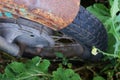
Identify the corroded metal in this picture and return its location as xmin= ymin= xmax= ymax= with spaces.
xmin=0 ymin=0 xmax=80 ymax=30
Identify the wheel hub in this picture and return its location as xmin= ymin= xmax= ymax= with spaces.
xmin=0 ymin=18 xmax=55 ymax=55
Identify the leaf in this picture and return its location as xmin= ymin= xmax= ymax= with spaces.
xmin=52 ymin=68 xmax=81 ymax=80
xmin=93 ymin=75 xmax=105 ymax=80
xmin=115 ymin=14 xmax=120 ymax=23
xmin=16 ymin=71 xmax=42 ymax=80
xmin=3 ymin=67 xmax=15 ymax=78
xmin=108 ymin=0 xmax=114 ymax=7
xmin=3 ymin=62 xmax=26 ymax=78
xmin=30 ymin=56 xmax=41 ymax=66
xmin=104 ymin=70 xmax=114 ymax=80
xmin=8 ymin=62 xmax=26 ymax=74
xmin=87 ymin=4 xmax=110 ymax=23
xmin=87 ymin=0 xmax=120 ymax=57
xmin=119 ymin=0 xmax=120 ymax=9
xmin=0 ymin=57 xmax=51 ymax=80
xmin=55 ymin=52 xmax=64 ymax=58
xmin=26 ymin=56 xmax=41 ymax=69
xmin=93 ymin=4 xmax=109 ymax=15
xmin=110 ymin=0 xmax=119 ymax=18
xmin=38 ymin=59 xmax=50 ymax=72
xmin=0 ymin=73 xmax=2 ymax=78
xmin=107 ymin=33 xmax=116 ymax=54
xmin=26 ymin=56 xmax=50 ymax=72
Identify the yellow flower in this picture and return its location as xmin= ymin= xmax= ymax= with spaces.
xmin=92 ymin=47 xmax=98 ymax=56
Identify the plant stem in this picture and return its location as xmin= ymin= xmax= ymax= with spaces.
xmin=98 ymin=48 xmax=120 ymax=58
xmin=17 ymin=73 xmax=52 ymax=80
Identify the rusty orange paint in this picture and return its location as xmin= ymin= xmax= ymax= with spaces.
xmin=0 ymin=0 xmax=80 ymax=30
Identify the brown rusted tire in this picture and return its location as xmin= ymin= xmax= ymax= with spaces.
xmin=60 ymin=6 xmax=108 ymax=61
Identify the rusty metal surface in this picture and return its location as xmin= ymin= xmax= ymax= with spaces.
xmin=0 ymin=0 xmax=80 ymax=30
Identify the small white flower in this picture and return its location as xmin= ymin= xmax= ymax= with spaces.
xmin=92 ymin=47 xmax=98 ymax=56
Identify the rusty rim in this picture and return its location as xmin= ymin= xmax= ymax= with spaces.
xmin=0 ymin=0 xmax=80 ymax=30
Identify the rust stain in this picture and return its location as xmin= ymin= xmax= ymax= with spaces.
xmin=0 ymin=0 xmax=80 ymax=30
